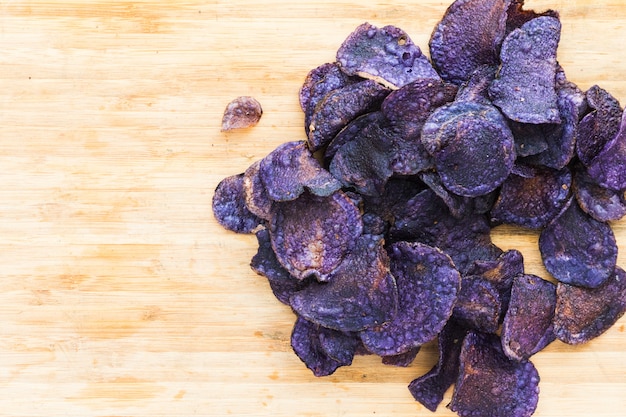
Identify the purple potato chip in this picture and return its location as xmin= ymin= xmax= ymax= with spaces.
xmin=553 ymin=266 xmax=626 ymax=345
xmin=324 ymin=111 xmax=386 ymax=163
xmin=454 ymin=64 xmax=497 ymax=104
xmin=360 ymin=242 xmax=461 ymax=356
xmin=361 ymin=177 xmax=426 ymax=224
xmin=291 ymin=317 xmax=350 ymax=377
xmin=509 ymin=121 xmax=549 ymax=157
xmin=381 ymin=346 xmax=420 ymax=367
xmin=250 ymin=229 xmax=311 ymax=305
xmin=452 ymin=276 xmax=502 ymax=333
xmin=361 ymin=212 xmax=388 ymax=236
xmin=489 ymin=16 xmax=562 ymax=124
xmin=270 ymin=191 xmax=362 ymax=281
xmin=429 ymin=0 xmax=510 ymax=85
xmin=576 ymin=85 xmax=623 ymax=167
xmin=220 ymin=96 xmax=263 ymax=131
xmin=336 ymin=23 xmax=440 ymax=89
xmin=242 ymin=160 xmax=273 ymax=221
xmin=501 ymin=274 xmax=557 ymax=361
xmin=587 ymin=110 xmax=626 ymax=191
xmin=421 ymin=101 xmax=516 ymax=197
xmin=449 ymin=331 xmax=540 ymax=417
xmin=505 ymin=0 xmax=559 ymax=33
xmin=408 ymin=321 xmax=467 ymax=412
xmin=329 ymin=118 xmax=395 ymax=196
xmin=490 ymin=166 xmax=572 ymax=229
xmin=573 ymin=165 xmax=626 ymax=222
xmin=259 ymin=141 xmax=341 ymax=202
xmin=307 ymin=79 xmax=390 ymax=151
xmin=317 ymin=326 xmax=361 ymax=365
xmin=289 ymin=234 xmax=398 ymax=332
xmin=212 ymin=173 xmax=264 ymax=234
xmin=539 ymin=197 xmax=617 ymax=288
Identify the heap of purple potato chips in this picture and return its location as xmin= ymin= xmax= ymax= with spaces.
xmin=213 ymin=0 xmax=626 ymax=416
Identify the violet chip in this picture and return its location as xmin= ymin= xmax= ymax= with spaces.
xmin=212 ymin=173 xmax=264 ymax=234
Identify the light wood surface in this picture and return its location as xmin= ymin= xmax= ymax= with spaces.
xmin=0 ymin=1 xmax=625 ymax=416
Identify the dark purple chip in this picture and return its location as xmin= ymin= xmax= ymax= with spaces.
xmin=270 ymin=191 xmax=362 ymax=281
xmin=212 ymin=173 xmax=264 ymax=234
xmin=336 ymin=22 xmax=440 ymax=89
xmin=489 ymin=16 xmax=562 ymax=124
xmin=576 ymin=85 xmax=623 ymax=167
xmin=408 ymin=321 xmax=467 ymax=412
xmin=539 ymin=197 xmax=617 ymax=288
xmin=505 ymin=0 xmax=559 ymax=34
xmin=242 ymin=160 xmax=273 ymax=221
xmin=421 ymin=101 xmax=516 ymax=197
xmin=452 ymin=276 xmax=502 ymax=333
xmin=449 ymin=331 xmax=540 ymax=417
xmin=553 ymin=266 xmax=626 ymax=345
xmin=361 ymin=177 xmax=426 ymax=224
xmin=381 ymin=347 xmax=421 ymax=367
xmin=307 ymin=79 xmax=390 ymax=151
xmin=361 ymin=212 xmax=388 ymax=236
xmin=324 ymin=111 xmax=386 ymax=164
xmin=490 ymin=166 xmax=572 ymax=229
xmin=250 ymin=229 xmax=311 ymax=305
xmin=360 ymin=242 xmax=461 ymax=356
xmin=220 ymin=96 xmax=263 ymax=131
xmin=317 ymin=326 xmax=362 ymax=365
xmin=429 ymin=0 xmax=510 ymax=85
xmin=509 ymin=121 xmax=549 ymax=157
xmin=289 ymin=234 xmax=398 ymax=332
xmin=573 ymin=165 xmax=626 ymax=222
xmin=290 ymin=317 xmax=350 ymax=377
xmin=501 ymin=274 xmax=557 ymax=361
xmin=259 ymin=141 xmax=341 ymax=202
xmin=587 ymin=110 xmax=626 ymax=191
xmin=454 ymin=64 xmax=497 ymax=104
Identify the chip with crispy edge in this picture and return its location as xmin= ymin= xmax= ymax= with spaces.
xmin=501 ymin=274 xmax=556 ymax=361
xmin=587 ymin=109 xmax=626 ymax=191
xmin=220 ymin=96 xmax=263 ymax=131
xmin=539 ymin=197 xmax=618 ymax=288
xmin=381 ymin=347 xmax=421 ymax=367
xmin=212 ymin=173 xmax=264 ymax=234
xmin=429 ymin=0 xmax=511 ymax=85
xmin=289 ymin=234 xmax=398 ymax=332
xmin=573 ymin=165 xmax=626 ymax=222
xmin=449 ymin=331 xmax=540 ymax=417
xmin=360 ymin=242 xmax=461 ymax=356
xmin=242 ymin=160 xmax=273 ymax=221
xmin=270 ymin=191 xmax=362 ymax=281
xmin=336 ymin=22 xmax=440 ymax=89
xmin=553 ymin=266 xmax=626 ymax=345
xmin=489 ymin=16 xmax=562 ymax=124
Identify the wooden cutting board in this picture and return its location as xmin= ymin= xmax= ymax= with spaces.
xmin=0 ymin=1 xmax=624 ymax=416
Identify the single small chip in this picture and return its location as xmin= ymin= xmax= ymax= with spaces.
xmin=408 ymin=321 xmax=467 ymax=412
xmin=307 ymin=79 xmax=390 ymax=151
xmin=242 ymin=160 xmax=273 ymax=221
xmin=452 ymin=276 xmax=502 ymax=333
xmin=336 ymin=22 xmax=440 ymax=89
xmin=212 ymin=173 xmax=264 ymax=234
xmin=270 ymin=191 xmax=362 ymax=281
xmin=360 ymin=242 xmax=461 ymax=356
xmin=449 ymin=331 xmax=540 ymax=417
xmin=259 ymin=141 xmax=341 ymax=202
xmin=587 ymin=110 xmax=626 ymax=191
xmin=421 ymin=101 xmax=516 ymax=197
xmin=490 ymin=166 xmax=572 ymax=229
xmin=291 ymin=317 xmax=351 ymax=377
xmin=501 ymin=274 xmax=557 ymax=361
xmin=553 ymin=266 xmax=626 ymax=345
xmin=381 ymin=347 xmax=421 ymax=367
xmin=429 ymin=0 xmax=511 ymax=84
xmin=489 ymin=16 xmax=562 ymax=124
xmin=539 ymin=197 xmax=618 ymax=288
xmin=573 ymin=165 xmax=626 ymax=222
xmin=221 ymin=96 xmax=263 ymax=131
xmin=289 ymin=234 xmax=398 ymax=332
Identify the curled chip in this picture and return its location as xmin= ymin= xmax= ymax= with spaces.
xmin=307 ymin=79 xmax=390 ymax=151
xmin=381 ymin=347 xmax=421 ymax=367
xmin=270 ymin=191 xmax=362 ymax=281
xmin=452 ymin=276 xmax=502 ymax=333
xmin=421 ymin=101 xmax=516 ymax=197
xmin=325 ymin=111 xmax=386 ymax=163
xmin=242 ymin=160 xmax=273 ymax=221
xmin=259 ymin=141 xmax=341 ymax=202
xmin=289 ymin=234 xmax=398 ymax=332
xmin=489 ymin=16 xmax=562 ymax=124
xmin=429 ymin=0 xmax=510 ymax=85
xmin=449 ymin=331 xmax=540 ymax=417
xmin=212 ymin=173 xmax=264 ymax=234
xmin=336 ymin=22 xmax=440 ymax=89
xmin=553 ymin=267 xmax=626 ymax=345
xmin=360 ymin=242 xmax=460 ymax=356
xmin=501 ymin=274 xmax=556 ymax=361
xmin=587 ymin=109 xmax=626 ymax=191
xmin=490 ymin=166 xmax=571 ymax=229
xmin=539 ymin=197 xmax=618 ymax=288
xmin=573 ymin=166 xmax=626 ymax=223
xmin=221 ymin=96 xmax=263 ymax=131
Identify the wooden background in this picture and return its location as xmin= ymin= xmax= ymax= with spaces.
xmin=0 ymin=1 xmax=625 ymax=416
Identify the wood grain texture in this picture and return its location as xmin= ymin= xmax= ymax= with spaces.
xmin=0 ymin=1 xmax=624 ymax=416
